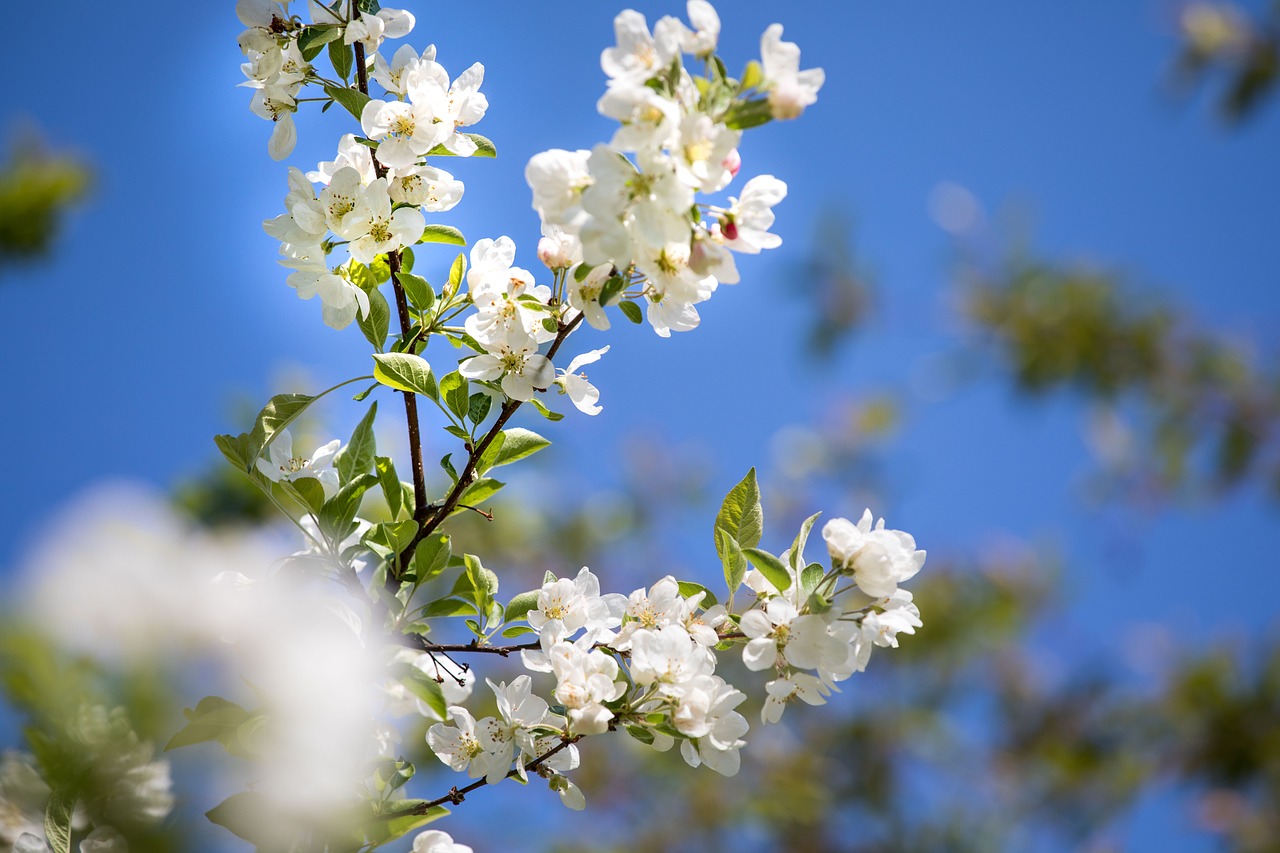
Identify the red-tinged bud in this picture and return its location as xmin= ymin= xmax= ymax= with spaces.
xmin=723 ymin=148 xmax=741 ymax=178
xmin=722 ymin=219 xmax=739 ymax=242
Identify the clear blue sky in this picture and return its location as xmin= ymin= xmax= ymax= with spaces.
xmin=1 ymin=1 xmax=1277 ymax=845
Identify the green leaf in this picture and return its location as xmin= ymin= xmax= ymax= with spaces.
xmin=327 ymin=40 xmax=354 ymax=82
xmin=626 ymin=725 xmax=655 ymax=745
xmin=676 ymin=581 xmax=718 ymax=608
xmin=529 ymin=397 xmax=565 ymax=421
xmin=363 ymin=802 xmax=450 ymax=847
xmin=463 ymin=554 xmax=499 ymax=601
xmin=743 ymin=547 xmax=792 ymax=591
xmin=439 ymin=371 xmax=470 ymax=421
xmin=715 ymin=468 xmax=763 ymax=550
xmin=478 ymin=427 xmax=550 ymax=472
xmin=214 ymin=433 xmax=251 ymax=471
xmin=724 ymin=97 xmax=773 ymax=130
xmin=599 ymin=274 xmax=626 ymax=306
xmin=206 ymin=791 xmax=277 ymax=847
xmin=421 ymin=597 xmax=476 ymax=618
xmin=440 ymin=453 xmax=458 ymax=482
xmin=319 ymin=473 xmax=378 ymax=541
xmin=739 ymin=59 xmax=764 ymax=91
xmin=357 ymin=286 xmax=391 ymax=352
xmin=401 ymin=246 xmax=415 ymax=272
xmin=418 ymin=224 xmax=466 ymax=246
xmin=501 ymin=625 xmax=536 ymax=638
xmin=715 ymin=527 xmax=746 ymax=598
xmin=801 ymin=562 xmax=826 ymax=595
xmin=246 ymin=393 xmax=316 ymax=473
xmin=467 ymin=391 xmax=493 ymax=424
xmin=398 ymin=272 xmax=435 ymax=312
xmin=376 ymin=456 xmax=402 ymax=519
xmin=457 ymin=477 xmax=504 ymax=508
xmin=336 ymin=401 xmax=378 ymax=483
xmin=426 ymin=133 xmax=497 ymax=157
xmin=504 ymin=589 xmax=541 ymax=623
xmin=297 ymin=24 xmax=343 ymax=61
xmin=389 ymin=662 xmax=448 ymax=719
xmin=373 ymin=353 xmax=435 ymax=396
xmin=618 ymin=300 xmax=644 ymax=324
xmin=352 ymin=382 xmax=378 ymax=402
xmin=413 ymin=534 xmax=451 ymax=584
xmin=788 ymin=511 xmax=822 ymax=572
xmin=288 ymin=477 xmax=326 ymax=515
xmin=348 ymin=260 xmax=378 ymax=290
xmin=446 ymin=252 xmax=466 ymax=296
xmin=43 ymin=789 xmax=74 ymax=853
xmin=370 ymin=254 xmax=392 ymax=284
xmin=324 ymin=83 xmax=369 ymax=121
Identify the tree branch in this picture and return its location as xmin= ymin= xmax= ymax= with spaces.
xmin=393 ymin=312 xmax=586 ymax=570
xmin=415 ymin=737 xmax=582 ymax=813
xmin=352 ymin=36 xmax=431 ymax=547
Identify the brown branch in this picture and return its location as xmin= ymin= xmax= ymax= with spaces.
xmin=406 ymin=636 xmax=540 ymax=657
xmin=414 ymin=737 xmax=582 ymax=813
xmin=352 ymin=35 xmax=430 ymax=553
xmin=392 ymin=312 xmax=587 ymax=572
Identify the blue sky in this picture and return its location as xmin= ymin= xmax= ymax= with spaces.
xmin=1 ymin=1 xmax=1277 ymax=844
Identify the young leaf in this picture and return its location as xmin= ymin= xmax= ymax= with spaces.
xmin=214 ymin=433 xmax=251 ymax=471
xmin=457 ymin=477 xmax=504 ymax=507
xmin=372 ymin=353 xmax=435 ymax=396
xmin=414 ymin=534 xmax=451 ymax=584
xmin=297 ymin=24 xmax=342 ymax=61
xmin=504 ymin=589 xmax=541 ymax=623
xmin=357 ymin=286 xmax=391 ymax=352
xmin=43 ymin=789 xmax=74 ymax=853
xmin=528 ymin=397 xmax=565 ymax=421
xmin=479 ymin=427 xmax=550 ymax=472
xmin=715 ymin=527 xmax=746 ymax=598
xmin=421 ymin=598 xmax=477 ymax=619
xmin=376 ymin=455 xmax=402 ymax=519
xmin=319 ymin=473 xmax=378 ymax=541
xmin=788 ymin=511 xmax=822 ymax=572
xmin=426 ymin=133 xmax=497 ymax=157
xmin=676 ymin=580 xmax=719 ymax=608
xmin=245 ymin=393 xmax=317 ymax=473
xmin=324 ymin=83 xmax=370 ymax=121
xmin=446 ymin=252 xmax=466 ymax=294
xmin=467 ymin=391 xmax=493 ymax=424
xmin=715 ymin=468 xmax=763 ymax=550
xmin=743 ymin=547 xmax=792 ymax=591
xmin=165 ymin=696 xmax=253 ymax=752
xmin=801 ymin=562 xmax=826 ymax=595
xmin=397 ymin=272 xmax=435 ymax=312
xmin=418 ymin=224 xmax=467 ymax=246
xmin=206 ymin=792 xmax=277 ymax=847
xmin=336 ymin=401 xmax=378 ymax=483
xmin=439 ymin=371 xmax=470 ymax=421
xmin=327 ymin=40 xmax=354 ymax=81
xmin=618 ymin=300 xmax=644 ymax=324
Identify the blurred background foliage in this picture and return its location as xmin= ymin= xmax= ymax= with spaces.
xmin=0 ymin=128 xmax=90 ymax=271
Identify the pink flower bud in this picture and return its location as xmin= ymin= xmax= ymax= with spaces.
xmin=538 ymin=235 xmax=569 ymax=270
xmin=722 ymin=148 xmax=741 ymax=178
xmin=721 ymin=219 xmax=739 ymax=242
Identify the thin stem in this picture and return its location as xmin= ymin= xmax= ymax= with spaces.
xmin=414 ymin=738 xmax=582 ymax=813
xmin=411 ymin=639 xmax=539 ymax=657
xmin=399 ymin=313 xmax=585 ymax=558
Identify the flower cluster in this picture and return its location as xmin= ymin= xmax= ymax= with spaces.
xmin=424 ymin=505 xmax=925 ymax=803
xmin=526 ymin=2 xmax=823 ymax=337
